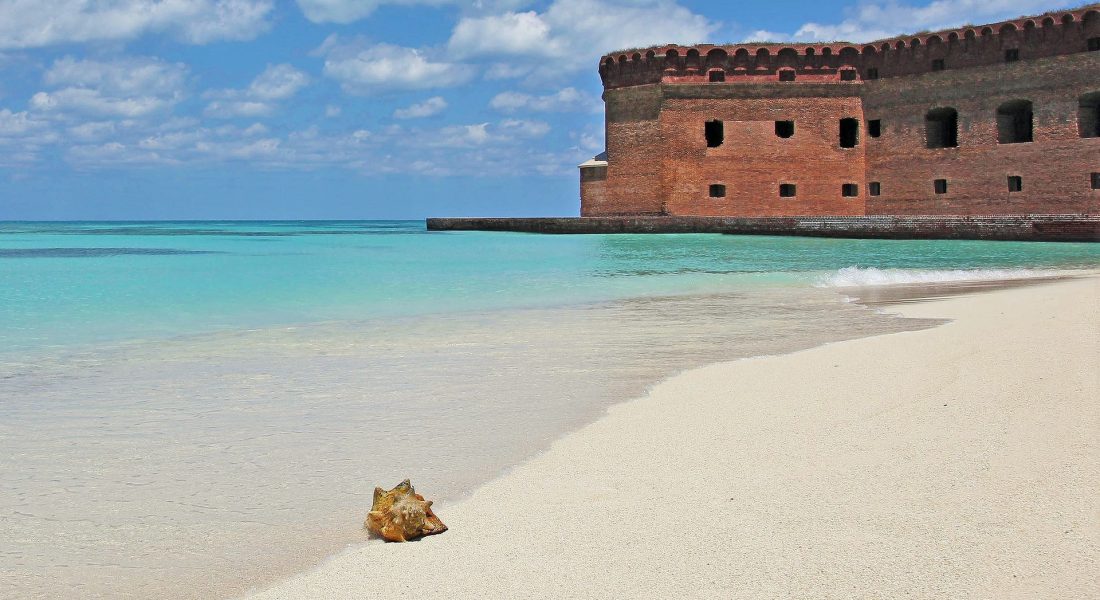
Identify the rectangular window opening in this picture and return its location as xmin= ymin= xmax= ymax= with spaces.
xmin=705 ymin=120 xmax=724 ymax=148
xmin=1004 ymin=48 xmax=1020 ymax=62
xmin=934 ymin=179 xmax=948 ymax=195
xmin=926 ymin=108 xmax=959 ymax=149
xmin=1091 ymin=173 xmax=1100 ymax=190
xmin=997 ymin=101 xmax=1033 ymax=144
xmin=839 ymin=118 xmax=859 ymax=148
xmin=931 ymin=59 xmax=945 ymax=71
xmin=842 ymin=183 xmax=859 ymax=197
xmin=1088 ymin=38 xmax=1100 ymax=52
xmin=1080 ymin=94 xmax=1100 ymax=138
xmin=779 ymin=183 xmax=796 ymax=197
xmin=775 ymin=120 xmax=795 ymax=138
xmin=779 ymin=69 xmax=796 ymax=82
xmin=1008 ymin=176 xmax=1023 ymax=193
xmin=708 ymin=70 xmax=725 ymax=82
xmin=840 ymin=69 xmax=857 ymax=81
xmin=869 ymin=182 xmax=881 ymax=196
xmin=709 ymin=184 xmax=726 ymax=198
xmin=868 ymin=119 xmax=881 ymax=138
xmin=866 ymin=67 xmax=879 ymax=80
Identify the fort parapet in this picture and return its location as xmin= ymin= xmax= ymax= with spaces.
xmin=581 ymin=5 xmax=1100 ymax=219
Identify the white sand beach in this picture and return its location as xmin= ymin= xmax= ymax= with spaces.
xmin=246 ymin=276 xmax=1099 ymax=599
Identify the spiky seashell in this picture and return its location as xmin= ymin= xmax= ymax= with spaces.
xmin=365 ymin=479 xmax=447 ymax=542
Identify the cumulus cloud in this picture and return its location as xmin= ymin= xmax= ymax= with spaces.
xmin=246 ymin=64 xmax=311 ymax=100
xmin=0 ymin=108 xmax=59 ymax=165
xmin=0 ymin=0 xmax=273 ymax=49
xmin=32 ymin=56 xmax=187 ymax=118
xmin=296 ymin=0 xmax=445 ymax=24
xmin=54 ymin=115 xmax=571 ymax=176
xmin=320 ymin=38 xmax=476 ymax=93
xmin=448 ymin=0 xmax=718 ymax=75
xmin=294 ymin=0 xmax=532 ymax=24
xmin=393 ymin=96 xmax=448 ymax=119
xmin=498 ymin=118 xmax=549 ymax=137
xmin=743 ymin=0 xmax=1081 ymax=43
xmin=489 ymin=87 xmax=597 ymax=113
xmin=204 ymin=63 xmax=310 ymax=118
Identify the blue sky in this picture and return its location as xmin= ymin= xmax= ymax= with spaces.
xmin=0 ymin=0 xmax=1080 ymax=219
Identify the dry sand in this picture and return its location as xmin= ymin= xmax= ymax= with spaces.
xmin=245 ymin=276 xmax=1099 ymax=599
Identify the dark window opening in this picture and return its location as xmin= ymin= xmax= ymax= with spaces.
xmin=997 ymin=100 xmax=1033 ymax=144
xmin=1008 ymin=176 xmax=1023 ymax=192
xmin=868 ymin=119 xmax=881 ymax=138
xmin=931 ymin=59 xmax=945 ymax=71
xmin=866 ymin=67 xmax=879 ymax=80
xmin=1079 ymin=92 xmax=1100 ymax=138
xmin=708 ymin=70 xmax=725 ymax=82
xmin=934 ymin=179 xmax=948 ymax=194
xmin=842 ymin=183 xmax=859 ymax=197
xmin=705 ymin=120 xmax=724 ymax=148
xmin=779 ymin=183 xmax=797 ymax=197
xmin=775 ymin=120 xmax=795 ymax=138
xmin=709 ymin=184 xmax=726 ymax=198
xmin=925 ymin=107 xmax=959 ymax=148
xmin=840 ymin=69 xmax=857 ymax=81
xmin=779 ymin=69 xmax=796 ymax=82
xmin=1004 ymin=48 xmax=1020 ymax=62
xmin=869 ymin=182 xmax=881 ymax=196
xmin=1091 ymin=173 xmax=1100 ymax=190
xmin=839 ymin=118 xmax=859 ymax=148
xmin=1088 ymin=38 xmax=1100 ymax=51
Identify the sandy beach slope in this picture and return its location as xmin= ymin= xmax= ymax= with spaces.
xmin=245 ymin=277 xmax=1099 ymax=599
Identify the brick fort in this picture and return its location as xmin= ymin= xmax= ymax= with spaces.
xmin=579 ymin=5 xmax=1100 ymax=219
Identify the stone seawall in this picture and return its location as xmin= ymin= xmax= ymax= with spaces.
xmin=426 ymin=215 xmax=1100 ymax=242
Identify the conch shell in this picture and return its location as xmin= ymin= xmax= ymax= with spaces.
xmin=365 ymin=479 xmax=447 ymax=542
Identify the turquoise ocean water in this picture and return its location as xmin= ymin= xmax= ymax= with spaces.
xmin=2 ymin=221 xmax=1098 ymax=600
xmin=3 ymin=221 xmax=1099 ymax=356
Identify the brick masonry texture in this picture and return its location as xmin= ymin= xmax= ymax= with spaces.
xmin=581 ymin=5 xmax=1100 ymax=220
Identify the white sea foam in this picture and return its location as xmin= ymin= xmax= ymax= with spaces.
xmin=816 ymin=266 xmax=1062 ymax=288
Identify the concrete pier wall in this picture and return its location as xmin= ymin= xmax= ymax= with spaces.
xmin=426 ymin=215 xmax=1100 ymax=242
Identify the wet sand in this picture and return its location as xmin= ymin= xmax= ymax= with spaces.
xmin=246 ymin=276 xmax=1099 ymax=599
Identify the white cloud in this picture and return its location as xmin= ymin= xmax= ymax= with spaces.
xmin=489 ymin=87 xmax=597 ymax=113
xmin=325 ymin=105 xmax=342 ymax=117
xmin=320 ymin=39 xmax=476 ymax=93
xmin=745 ymin=0 xmax=1081 ymax=43
xmin=0 ymin=0 xmax=273 ymax=49
xmin=203 ymin=63 xmax=309 ymax=119
xmin=45 ymin=56 xmax=188 ymax=97
xmin=247 ymin=64 xmax=311 ymax=100
xmin=32 ymin=57 xmax=187 ymax=118
xmin=448 ymin=0 xmax=718 ymax=75
xmin=450 ymin=11 xmax=550 ymax=56
xmin=0 ymin=109 xmax=50 ymax=136
xmin=296 ymin=0 xmax=442 ymax=24
xmin=204 ymin=100 xmax=273 ymax=118
xmin=31 ymin=88 xmax=176 ymax=117
xmin=499 ymin=118 xmax=549 ymax=137
xmin=56 ymin=117 xmax=582 ymax=176
xmin=294 ymin=0 xmax=532 ymax=24
xmin=393 ymin=96 xmax=448 ymax=119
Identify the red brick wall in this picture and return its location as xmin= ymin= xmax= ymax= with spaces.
xmin=580 ymin=5 xmax=1100 ymax=218
xmin=659 ymin=85 xmax=866 ymax=217
xmin=586 ymin=85 xmax=665 ymax=216
xmin=864 ymin=52 xmax=1100 ymax=215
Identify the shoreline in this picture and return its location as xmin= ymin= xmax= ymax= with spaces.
xmin=244 ymin=275 xmax=1099 ymax=599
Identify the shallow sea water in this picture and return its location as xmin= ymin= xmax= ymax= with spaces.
xmin=1 ymin=222 xmax=1098 ymax=599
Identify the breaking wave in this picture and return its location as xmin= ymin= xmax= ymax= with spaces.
xmin=815 ymin=266 xmax=1063 ymax=287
